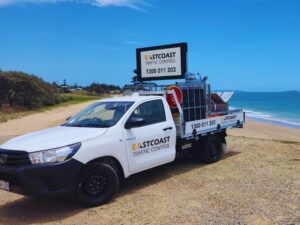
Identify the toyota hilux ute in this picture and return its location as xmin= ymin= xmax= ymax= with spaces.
xmin=0 ymin=77 xmax=244 ymax=207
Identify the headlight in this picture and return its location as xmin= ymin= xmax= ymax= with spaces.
xmin=29 ymin=143 xmax=81 ymax=164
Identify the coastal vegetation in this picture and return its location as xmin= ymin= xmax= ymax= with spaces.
xmin=0 ymin=70 xmax=120 ymax=123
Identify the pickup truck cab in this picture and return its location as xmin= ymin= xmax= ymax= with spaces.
xmin=0 ymin=95 xmax=180 ymax=206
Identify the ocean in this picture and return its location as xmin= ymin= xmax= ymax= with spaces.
xmin=228 ymin=91 xmax=300 ymax=129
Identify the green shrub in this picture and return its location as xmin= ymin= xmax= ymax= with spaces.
xmin=0 ymin=71 xmax=59 ymax=108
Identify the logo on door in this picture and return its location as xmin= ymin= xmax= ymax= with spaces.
xmin=131 ymin=136 xmax=170 ymax=157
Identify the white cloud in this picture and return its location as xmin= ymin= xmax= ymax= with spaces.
xmin=0 ymin=0 xmax=148 ymax=10
xmin=93 ymin=0 xmax=148 ymax=11
xmin=0 ymin=0 xmax=15 ymax=6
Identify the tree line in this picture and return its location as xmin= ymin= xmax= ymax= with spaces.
xmin=0 ymin=70 xmax=121 ymax=109
xmin=86 ymin=82 xmax=120 ymax=95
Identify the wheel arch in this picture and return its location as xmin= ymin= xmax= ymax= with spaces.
xmin=87 ymin=156 xmax=125 ymax=180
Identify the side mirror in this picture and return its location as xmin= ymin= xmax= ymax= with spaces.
xmin=125 ymin=117 xmax=145 ymax=129
xmin=66 ymin=116 xmax=72 ymax=121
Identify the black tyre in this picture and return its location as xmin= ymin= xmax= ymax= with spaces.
xmin=75 ymin=162 xmax=119 ymax=207
xmin=195 ymin=134 xmax=222 ymax=164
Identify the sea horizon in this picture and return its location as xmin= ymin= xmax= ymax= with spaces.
xmin=228 ymin=90 xmax=300 ymax=130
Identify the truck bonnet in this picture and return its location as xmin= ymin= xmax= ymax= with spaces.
xmin=0 ymin=126 xmax=108 ymax=152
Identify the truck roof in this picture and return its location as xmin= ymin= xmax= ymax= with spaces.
xmin=97 ymin=94 xmax=163 ymax=103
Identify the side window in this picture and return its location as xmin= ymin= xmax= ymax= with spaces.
xmin=130 ymin=100 xmax=166 ymax=126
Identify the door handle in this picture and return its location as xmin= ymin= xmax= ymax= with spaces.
xmin=163 ymin=126 xmax=173 ymax=131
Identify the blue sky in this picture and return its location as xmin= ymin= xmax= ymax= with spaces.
xmin=0 ymin=0 xmax=299 ymax=91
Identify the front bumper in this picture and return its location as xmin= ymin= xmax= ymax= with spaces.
xmin=0 ymin=159 xmax=83 ymax=197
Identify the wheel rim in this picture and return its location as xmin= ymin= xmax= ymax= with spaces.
xmin=83 ymin=174 xmax=108 ymax=196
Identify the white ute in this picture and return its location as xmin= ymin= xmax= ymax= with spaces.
xmin=0 ymin=80 xmax=244 ymax=206
xmin=0 ymin=43 xmax=245 ymax=206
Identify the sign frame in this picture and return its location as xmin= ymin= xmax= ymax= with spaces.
xmin=136 ymin=42 xmax=188 ymax=81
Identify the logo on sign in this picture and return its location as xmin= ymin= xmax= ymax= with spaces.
xmin=0 ymin=153 xmax=8 ymax=164
xmin=144 ymin=52 xmax=176 ymax=61
xmin=166 ymin=86 xmax=183 ymax=108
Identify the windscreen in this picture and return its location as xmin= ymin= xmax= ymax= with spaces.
xmin=63 ymin=101 xmax=134 ymax=128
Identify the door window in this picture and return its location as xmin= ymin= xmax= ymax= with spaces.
xmin=130 ymin=100 xmax=166 ymax=126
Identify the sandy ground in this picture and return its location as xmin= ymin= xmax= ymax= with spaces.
xmin=228 ymin=119 xmax=300 ymax=143
xmin=0 ymin=104 xmax=299 ymax=225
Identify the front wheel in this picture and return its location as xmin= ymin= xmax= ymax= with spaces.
xmin=75 ymin=162 xmax=119 ymax=207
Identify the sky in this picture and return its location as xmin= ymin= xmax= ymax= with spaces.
xmin=0 ymin=0 xmax=300 ymax=91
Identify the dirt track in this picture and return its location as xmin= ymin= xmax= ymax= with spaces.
xmin=0 ymin=102 xmax=299 ymax=225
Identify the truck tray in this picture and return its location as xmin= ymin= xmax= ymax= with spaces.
xmin=183 ymin=109 xmax=245 ymax=138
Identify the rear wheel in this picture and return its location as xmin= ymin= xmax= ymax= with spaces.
xmin=75 ymin=162 xmax=119 ymax=207
xmin=194 ymin=134 xmax=222 ymax=163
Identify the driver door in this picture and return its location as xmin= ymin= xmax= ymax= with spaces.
xmin=123 ymin=99 xmax=176 ymax=173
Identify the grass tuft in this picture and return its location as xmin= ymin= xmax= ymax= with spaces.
xmin=276 ymin=140 xmax=300 ymax=144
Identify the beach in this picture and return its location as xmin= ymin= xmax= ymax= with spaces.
xmin=0 ymin=104 xmax=299 ymax=225
xmin=228 ymin=118 xmax=300 ymax=142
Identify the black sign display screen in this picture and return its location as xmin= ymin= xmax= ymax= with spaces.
xmin=136 ymin=43 xmax=188 ymax=81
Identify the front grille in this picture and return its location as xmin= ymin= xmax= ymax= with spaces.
xmin=0 ymin=149 xmax=31 ymax=165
